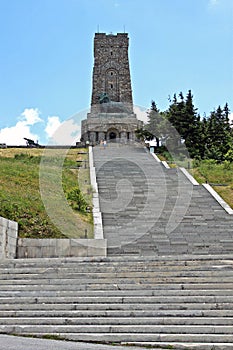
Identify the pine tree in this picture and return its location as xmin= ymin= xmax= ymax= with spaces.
xmin=166 ymin=94 xmax=180 ymax=133
xmin=198 ymin=116 xmax=208 ymax=159
xmin=183 ymin=90 xmax=200 ymax=158
xmin=166 ymin=90 xmax=200 ymax=157
xmin=205 ymin=105 xmax=232 ymax=161
xmin=145 ymin=101 xmax=169 ymax=147
xmin=142 ymin=93 xmax=232 ymax=162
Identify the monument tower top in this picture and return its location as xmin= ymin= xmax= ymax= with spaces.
xmin=91 ymin=32 xmax=133 ymax=111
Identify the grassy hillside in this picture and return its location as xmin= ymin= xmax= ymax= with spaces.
xmin=156 ymin=148 xmax=233 ymax=208
xmin=190 ymin=160 xmax=233 ymax=209
xmin=0 ymin=148 xmax=93 ymax=238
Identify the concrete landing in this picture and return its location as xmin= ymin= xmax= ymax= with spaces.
xmin=0 ymin=334 xmax=146 ymax=350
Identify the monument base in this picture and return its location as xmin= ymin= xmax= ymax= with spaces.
xmin=81 ymin=112 xmax=143 ymax=144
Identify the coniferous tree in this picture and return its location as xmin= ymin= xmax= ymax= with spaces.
xmin=145 ymin=101 xmax=170 ymax=147
xmin=166 ymin=94 xmax=180 ymax=133
xmin=223 ymin=103 xmax=231 ymax=134
xmin=222 ymin=103 xmax=232 ymax=155
xmin=142 ymin=92 xmax=232 ymax=162
xmin=198 ymin=116 xmax=208 ymax=159
xmin=167 ymin=91 xmax=192 ymax=138
xmin=205 ymin=105 xmax=232 ymax=161
xmin=183 ymin=90 xmax=201 ymax=158
xmin=166 ymin=90 xmax=200 ymax=157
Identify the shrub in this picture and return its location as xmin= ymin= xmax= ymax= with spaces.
xmin=224 ymin=149 xmax=233 ymax=162
xmin=223 ymin=160 xmax=231 ymax=170
xmin=67 ymin=187 xmax=88 ymax=213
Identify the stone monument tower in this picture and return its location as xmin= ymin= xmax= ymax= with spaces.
xmin=81 ymin=32 xmax=142 ymax=143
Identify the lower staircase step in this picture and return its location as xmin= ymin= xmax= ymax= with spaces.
xmin=0 ymin=255 xmax=232 ymax=347
xmin=23 ymin=332 xmax=233 ymax=343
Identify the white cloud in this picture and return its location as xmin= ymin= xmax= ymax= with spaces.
xmin=0 ymin=109 xmax=83 ymax=146
xmin=0 ymin=108 xmax=42 ymax=145
xmin=45 ymin=117 xmax=81 ymax=145
xmin=19 ymin=108 xmax=42 ymax=125
xmin=45 ymin=116 xmax=62 ymax=138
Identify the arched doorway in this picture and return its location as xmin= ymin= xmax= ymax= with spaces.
xmin=107 ymin=128 xmax=119 ymax=141
xmin=109 ymin=131 xmax=117 ymax=140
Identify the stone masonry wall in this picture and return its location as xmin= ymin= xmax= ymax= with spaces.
xmin=17 ymin=238 xmax=106 ymax=258
xmin=91 ymin=33 xmax=133 ymax=110
xmin=0 ymin=216 xmax=18 ymax=259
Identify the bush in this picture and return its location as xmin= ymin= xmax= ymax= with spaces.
xmin=224 ymin=149 xmax=233 ymax=162
xmin=223 ymin=160 xmax=231 ymax=170
xmin=201 ymin=159 xmax=217 ymax=169
xmin=67 ymin=187 xmax=88 ymax=213
xmin=193 ymin=158 xmax=200 ymax=167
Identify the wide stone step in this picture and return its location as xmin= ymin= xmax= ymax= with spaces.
xmin=0 ymin=277 xmax=233 ymax=287
xmin=1 ymin=259 xmax=232 ymax=272
xmin=0 ymin=253 xmax=231 ymax=263
xmin=1 ymin=324 xmax=233 ymax=334
xmin=2 ymin=260 xmax=232 ymax=272
xmin=125 ymin=342 xmax=233 ymax=350
xmin=0 ymin=288 xmax=232 ymax=297
xmin=0 ymin=295 xmax=232 ymax=304
xmin=0 ymin=302 xmax=232 ymax=311
xmin=1 ymin=309 xmax=233 ymax=318
xmin=0 ymin=316 xmax=232 ymax=326
xmin=1 ymin=263 xmax=231 ymax=272
xmin=1 ymin=259 xmax=233 ymax=272
xmin=1 ymin=281 xmax=233 ymax=291
xmin=1 ymin=269 xmax=232 ymax=279
xmin=16 ymin=332 xmax=233 ymax=343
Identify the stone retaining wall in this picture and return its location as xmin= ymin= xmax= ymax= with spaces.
xmin=17 ymin=238 xmax=106 ymax=258
xmin=0 ymin=217 xmax=18 ymax=259
xmin=89 ymin=146 xmax=104 ymax=239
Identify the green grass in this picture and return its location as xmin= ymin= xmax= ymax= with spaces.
xmin=190 ymin=159 xmax=233 ymax=209
xmin=0 ymin=148 xmax=93 ymax=238
xmin=155 ymin=149 xmax=233 ymax=209
xmin=3 ymin=146 xmax=232 ymax=239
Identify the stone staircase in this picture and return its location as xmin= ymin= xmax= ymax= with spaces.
xmin=1 ymin=142 xmax=233 ymax=349
xmin=0 ymin=255 xmax=233 ymax=349
xmin=93 ymin=143 xmax=233 ymax=256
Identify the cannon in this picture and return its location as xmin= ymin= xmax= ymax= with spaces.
xmin=24 ymin=138 xmax=40 ymax=148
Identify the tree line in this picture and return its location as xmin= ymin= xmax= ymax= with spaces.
xmin=137 ymin=90 xmax=233 ymax=161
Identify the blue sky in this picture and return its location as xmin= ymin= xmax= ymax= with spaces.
xmin=0 ymin=0 xmax=232 ymax=145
